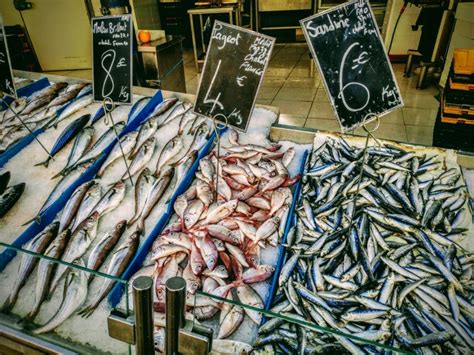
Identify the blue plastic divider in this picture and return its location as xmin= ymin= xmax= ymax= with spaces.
xmin=108 ymin=126 xmax=224 ymax=307
xmin=0 ymin=78 xmax=52 ymax=168
xmin=0 ymin=77 xmax=50 ymax=109
xmin=260 ymin=149 xmax=309 ymax=325
xmin=0 ymin=90 xmax=165 ymax=271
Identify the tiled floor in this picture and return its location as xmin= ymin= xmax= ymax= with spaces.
xmin=48 ymin=42 xmax=441 ymax=147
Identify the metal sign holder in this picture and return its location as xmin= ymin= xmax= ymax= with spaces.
xmin=102 ymin=97 xmax=134 ymax=186
xmin=1 ymin=93 xmax=53 ymax=159
xmin=210 ymin=114 xmax=228 ymax=201
xmin=345 ymin=113 xmax=381 ymax=232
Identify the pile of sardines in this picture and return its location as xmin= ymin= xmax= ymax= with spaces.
xmin=0 ymin=82 xmax=92 ymax=153
xmin=0 ymin=171 xmax=25 ymax=220
xmin=129 ymin=128 xmax=299 ymax=352
xmin=1 ymin=98 xmax=215 ymax=335
xmin=256 ymin=136 xmax=473 ymax=354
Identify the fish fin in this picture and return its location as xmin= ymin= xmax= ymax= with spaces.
xmin=1 ymin=295 xmax=16 ymax=313
xmin=78 ymin=303 xmax=99 ymax=318
xmin=34 ymin=158 xmax=50 ymax=168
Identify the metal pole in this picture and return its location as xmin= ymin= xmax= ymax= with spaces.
xmin=165 ymin=276 xmax=186 ymax=355
xmin=133 ymin=276 xmax=154 ymax=355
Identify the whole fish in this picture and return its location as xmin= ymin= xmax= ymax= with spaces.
xmin=0 ymin=183 xmax=25 ymax=218
xmin=130 ymin=118 xmax=158 ymax=157
xmin=0 ymin=171 xmax=10 ymax=195
xmin=53 ymin=94 xmax=93 ymax=127
xmin=173 ymin=150 xmax=198 ymax=186
xmin=86 ymin=220 xmax=127 ymax=282
xmin=65 ymin=121 xmax=126 ymax=174
xmin=27 ymin=229 xmax=71 ymax=320
xmin=138 ymin=168 xmax=173 ymax=230
xmin=236 ymin=284 xmax=264 ymax=324
xmin=70 ymin=182 xmax=102 ymax=232
xmin=50 ymin=212 xmax=99 ymax=293
xmin=79 ymin=230 xmax=140 ymax=317
xmin=28 ymin=82 xmax=66 ymax=100
xmin=55 ymin=126 xmax=95 ymax=178
xmin=46 ymin=88 xmax=80 ymax=108
xmin=33 ymin=259 xmax=88 ymax=334
xmin=58 ymin=180 xmax=95 ymax=233
xmin=218 ymin=304 xmax=244 ymax=339
xmin=126 ymin=136 xmax=155 ymax=178
xmin=129 ymin=168 xmax=155 ymax=226
xmin=155 ymin=135 xmax=183 ymax=176
xmin=150 ymin=98 xmax=178 ymax=120
xmin=2 ymin=222 xmax=59 ymax=312
xmin=35 ymin=114 xmax=90 ymax=167
xmin=23 ymin=159 xmax=94 ymax=226
xmin=89 ymin=180 xmax=126 ymax=218
xmin=21 ymin=94 xmax=55 ymax=115
xmin=97 ymin=131 xmax=138 ymax=177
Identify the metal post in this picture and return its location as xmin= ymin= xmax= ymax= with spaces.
xmin=133 ymin=276 xmax=154 ymax=355
xmin=165 ymin=276 xmax=186 ymax=355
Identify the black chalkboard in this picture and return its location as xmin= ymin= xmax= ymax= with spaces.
xmin=0 ymin=15 xmax=16 ymax=98
xmin=194 ymin=21 xmax=275 ymax=132
xmin=92 ymin=14 xmax=132 ymax=104
xmin=301 ymin=0 xmax=403 ymax=132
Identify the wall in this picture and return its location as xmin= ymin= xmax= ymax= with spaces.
xmin=383 ymin=0 xmax=422 ymax=57
xmin=0 ymin=0 xmax=23 ymax=26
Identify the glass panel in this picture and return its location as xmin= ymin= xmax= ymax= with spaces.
xmin=192 ymin=289 xmax=409 ymax=354
xmin=0 ymin=241 xmax=131 ymax=354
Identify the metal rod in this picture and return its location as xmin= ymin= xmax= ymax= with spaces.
xmin=165 ymin=276 xmax=186 ymax=355
xmin=6 ymin=102 xmax=54 ymax=159
xmin=133 ymin=276 xmax=154 ymax=355
xmin=102 ymin=98 xmax=134 ymax=186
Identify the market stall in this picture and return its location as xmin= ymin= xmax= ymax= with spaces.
xmin=0 ymin=69 xmax=472 ymax=354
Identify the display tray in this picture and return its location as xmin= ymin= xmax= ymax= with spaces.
xmin=0 ymin=71 xmax=473 ymax=354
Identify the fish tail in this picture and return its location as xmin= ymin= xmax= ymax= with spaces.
xmin=34 ymin=158 xmax=50 ymax=168
xmin=78 ymin=303 xmax=98 ymax=318
xmin=87 ymin=274 xmax=95 ymax=285
xmin=137 ymin=219 xmax=145 ymax=233
xmin=2 ymin=293 xmax=18 ymax=313
xmin=25 ymin=307 xmax=40 ymax=322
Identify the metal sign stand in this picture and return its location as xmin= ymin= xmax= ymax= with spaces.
xmin=102 ymin=97 xmax=134 ymax=186
xmin=210 ymin=114 xmax=228 ymax=201
xmin=345 ymin=114 xmax=380 ymax=232
xmin=3 ymin=97 xmax=54 ymax=159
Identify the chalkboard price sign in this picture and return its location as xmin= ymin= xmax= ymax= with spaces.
xmin=0 ymin=15 xmax=16 ymax=98
xmin=301 ymin=0 xmax=403 ymax=132
xmin=92 ymin=14 xmax=132 ymax=104
xmin=194 ymin=21 xmax=275 ymax=132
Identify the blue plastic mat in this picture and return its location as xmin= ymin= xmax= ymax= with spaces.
xmin=0 ymin=90 xmax=165 ymax=271
xmin=260 ymin=149 xmax=309 ymax=325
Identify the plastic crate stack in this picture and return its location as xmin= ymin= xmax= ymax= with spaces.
xmin=433 ymin=48 xmax=474 ymax=152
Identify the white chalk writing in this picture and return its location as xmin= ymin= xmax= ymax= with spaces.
xmin=305 ymin=14 xmax=350 ymax=38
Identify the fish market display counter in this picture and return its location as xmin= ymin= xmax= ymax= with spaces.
xmin=0 ymin=71 xmax=473 ymax=354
